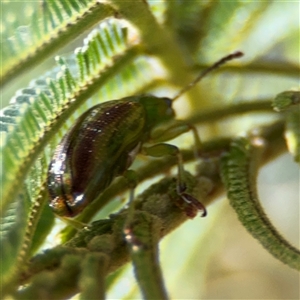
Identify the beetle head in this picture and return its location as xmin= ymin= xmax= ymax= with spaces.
xmin=138 ymin=95 xmax=175 ymax=130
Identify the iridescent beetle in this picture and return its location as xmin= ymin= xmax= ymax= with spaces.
xmin=47 ymin=52 xmax=243 ymax=218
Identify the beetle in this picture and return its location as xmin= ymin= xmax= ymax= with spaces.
xmin=47 ymin=51 xmax=243 ymax=218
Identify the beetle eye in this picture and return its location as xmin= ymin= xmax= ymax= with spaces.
xmin=161 ymin=97 xmax=172 ymax=107
xmin=163 ymin=98 xmax=175 ymax=117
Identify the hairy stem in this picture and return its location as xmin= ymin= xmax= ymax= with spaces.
xmin=221 ymin=137 xmax=300 ymax=270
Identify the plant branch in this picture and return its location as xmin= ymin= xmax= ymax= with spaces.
xmin=17 ymin=120 xmax=287 ymax=298
xmin=187 ymin=99 xmax=273 ymax=124
xmin=221 ymin=137 xmax=300 ymax=270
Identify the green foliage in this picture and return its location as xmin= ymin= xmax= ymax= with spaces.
xmin=273 ymin=89 xmax=300 ymax=163
xmin=1 ymin=1 xmax=299 ymax=299
xmin=221 ymin=137 xmax=300 ymax=270
xmin=0 ymin=191 xmax=30 ymax=290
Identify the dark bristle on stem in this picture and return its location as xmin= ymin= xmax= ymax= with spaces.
xmin=172 ymin=51 xmax=244 ymax=101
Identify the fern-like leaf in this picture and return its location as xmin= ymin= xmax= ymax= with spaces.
xmin=1 ymin=0 xmax=115 ymax=87
xmin=0 ymin=191 xmax=31 ymax=291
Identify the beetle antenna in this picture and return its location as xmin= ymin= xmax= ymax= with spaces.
xmin=172 ymin=51 xmax=244 ymax=101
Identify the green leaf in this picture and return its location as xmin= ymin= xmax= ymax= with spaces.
xmin=273 ymin=90 xmax=300 ymax=163
xmin=220 ymin=137 xmax=300 ymax=270
xmin=0 ymin=191 xmax=30 ymax=290
xmin=1 ymin=1 xmax=115 ymax=86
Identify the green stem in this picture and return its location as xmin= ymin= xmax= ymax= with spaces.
xmin=17 ymin=254 xmax=83 ymax=299
xmin=187 ymin=100 xmax=273 ymax=124
xmin=109 ymin=0 xmax=193 ymax=88
xmin=17 ymin=186 xmax=48 ymax=272
xmin=79 ymin=253 xmax=109 ymax=300
xmin=126 ymin=212 xmax=169 ymax=300
xmin=221 ymin=137 xmax=300 ymax=270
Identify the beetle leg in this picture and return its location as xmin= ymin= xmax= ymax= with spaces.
xmin=189 ymin=124 xmax=202 ymax=158
xmin=142 ymin=143 xmax=206 ymax=217
xmin=150 ymin=120 xmax=202 ymax=158
xmin=124 ymin=142 xmax=142 ymax=171
xmin=55 ymin=215 xmax=88 ymax=229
